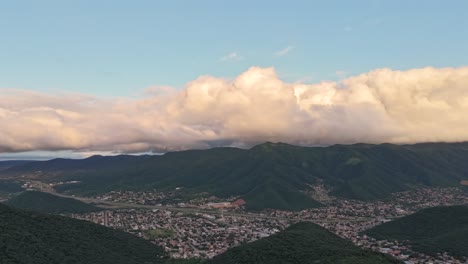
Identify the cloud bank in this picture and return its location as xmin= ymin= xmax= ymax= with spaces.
xmin=1 ymin=66 xmax=468 ymax=153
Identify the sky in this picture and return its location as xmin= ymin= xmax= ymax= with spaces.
xmin=1 ymin=1 xmax=468 ymax=160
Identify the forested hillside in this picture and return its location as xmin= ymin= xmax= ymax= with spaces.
xmin=365 ymin=205 xmax=468 ymax=258
xmin=5 ymin=191 xmax=101 ymax=214
xmin=3 ymin=142 xmax=468 ymax=210
xmin=209 ymin=222 xmax=401 ymax=264
xmin=0 ymin=203 xmax=167 ymax=264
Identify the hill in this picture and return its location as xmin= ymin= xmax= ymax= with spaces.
xmin=2 ymin=155 xmax=150 ymax=174
xmin=0 ymin=160 xmax=32 ymax=171
xmin=2 ymin=142 xmax=468 ymax=211
xmin=0 ymin=203 xmax=167 ymax=264
xmin=5 ymin=191 xmax=101 ymax=214
xmin=364 ymin=205 xmax=468 ymax=258
xmin=209 ymin=222 xmax=401 ymax=264
xmin=0 ymin=180 xmax=23 ymax=194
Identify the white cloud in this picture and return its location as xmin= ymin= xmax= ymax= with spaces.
xmin=274 ymin=46 xmax=294 ymax=57
xmin=1 ymin=66 xmax=468 ymax=153
xmin=220 ymin=52 xmax=243 ymax=61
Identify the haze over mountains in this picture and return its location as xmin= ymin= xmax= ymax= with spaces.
xmin=2 ymin=141 xmax=468 ymax=211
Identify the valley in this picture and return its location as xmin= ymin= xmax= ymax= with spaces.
xmin=2 ymin=142 xmax=468 ymax=263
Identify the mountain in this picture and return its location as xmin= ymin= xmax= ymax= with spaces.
xmin=0 ymin=160 xmax=33 ymax=171
xmin=5 ymin=191 xmax=101 ymax=214
xmin=2 ymin=142 xmax=468 ymax=211
xmin=0 ymin=180 xmax=23 ymax=194
xmin=209 ymin=222 xmax=401 ymax=264
xmin=364 ymin=205 xmax=468 ymax=258
xmin=3 ymin=155 xmax=150 ymax=174
xmin=0 ymin=203 xmax=167 ymax=264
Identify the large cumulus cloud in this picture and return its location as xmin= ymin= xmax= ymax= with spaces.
xmin=1 ymin=66 xmax=468 ymax=153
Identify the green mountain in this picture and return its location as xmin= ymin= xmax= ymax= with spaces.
xmin=0 ymin=203 xmax=167 ymax=264
xmin=364 ymin=205 xmax=468 ymax=258
xmin=0 ymin=180 xmax=23 ymax=194
xmin=3 ymin=142 xmax=468 ymax=211
xmin=5 ymin=191 xmax=101 ymax=214
xmin=209 ymin=222 xmax=401 ymax=264
xmin=0 ymin=160 xmax=32 ymax=171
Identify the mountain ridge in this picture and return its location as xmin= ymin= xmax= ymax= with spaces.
xmin=2 ymin=142 xmax=468 ymax=210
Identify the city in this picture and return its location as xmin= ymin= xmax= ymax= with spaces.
xmin=72 ymin=186 xmax=468 ymax=263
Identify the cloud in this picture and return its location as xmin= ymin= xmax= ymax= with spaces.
xmin=274 ymin=46 xmax=294 ymax=57
xmin=1 ymin=66 xmax=468 ymax=153
xmin=220 ymin=52 xmax=243 ymax=61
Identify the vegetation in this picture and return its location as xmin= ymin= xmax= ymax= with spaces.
xmin=209 ymin=222 xmax=401 ymax=264
xmin=165 ymin=259 xmax=204 ymax=264
xmin=0 ymin=160 xmax=32 ymax=171
xmin=5 ymin=191 xmax=101 ymax=214
xmin=3 ymin=142 xmax=468 ymax=211
xmin=145 ymin=228 xmax=176 ymax=239
xmin=0 ymin=203 xmax=167 ymax=264
xmin=364 ymin=205 xmax=468 ymax=258
xmin=0 ymin=181 xmax=24 ymax=200
xmin=0 ymin=180 xmax=23 ymax=193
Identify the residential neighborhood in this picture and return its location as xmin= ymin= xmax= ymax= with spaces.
xmin=74 ymin=186 xmax=468 ymax=263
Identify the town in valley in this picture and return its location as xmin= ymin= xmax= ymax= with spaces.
xmin=62 ymin=185 xmax=468 ymax=264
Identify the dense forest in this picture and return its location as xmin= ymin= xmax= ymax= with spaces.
xmin=2 ymin=142 xmax=468 ymax=210
xmin=0 ymin=180 xmax=23 ymax=200
xmin=0 ymin=203 xmax=167 ymax=264
xmin=4 ymin=191 xmax=101 ymax=214
xmin=365 ymin=205 xmax=468 ymax=258
xmin=0 ymin=181 xmax=23 ymax=194
xmin=0 ymin=160 xmax=32 ymax=171
xmin=209 ymin=222 xmax=401 ymax=264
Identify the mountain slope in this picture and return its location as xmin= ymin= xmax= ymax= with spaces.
xmin=365 ymin=205 xmax=468 ymax=258
xmin=0 ymin=180 xmax=23 ymax=194
xmin=209 ymin=222 xmax=401 ymax=264
xmin=5 ymin=191 xmax=101 ymax=214
xmin=3 ymin=142 xmax=468 ymax=211
xmin=0 ymin=160 xmax=33 ymax=171
xmin=0 ymin=203 xmax=167 ymax=264
xmin=3 ymin=155 xmax=150 ymax=174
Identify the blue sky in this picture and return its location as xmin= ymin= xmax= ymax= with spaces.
xmin=1 ymin=0 xmax=467 ymax=97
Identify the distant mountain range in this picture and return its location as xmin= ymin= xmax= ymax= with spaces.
xmin=0 ymin=203 xmax=167 ymax=264
xmin=209 ymin=222 xmax=401 ymax=264
xmin=365 ymin=205 xmax=468 ymax=258
xmin=2 ymin=142 xmax=468 ymax=210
